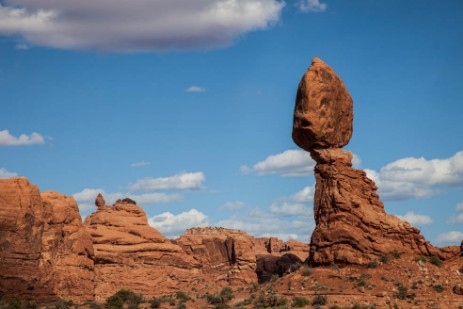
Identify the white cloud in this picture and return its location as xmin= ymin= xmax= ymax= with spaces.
xmin=129 ymin=172 xmax=205 ymax=192
xmin=216 ymin=207 xmax=314 ymax=242
xmin=0 ymin=168 xmax=18 ymax=178
xmin=0 ymin=129 xmax=45 ymax=146
xmin=352 ymin=153 xmax=362 ymax=169
xmin=270 ymin=202 xmax=310 ymax=216
xmin=451 ymin=213 xmax=463 ymax=224
xmin=241 ymin=149 xmax=315 ymax=176
xmin=73 ymin=188 xmax=181 ymax=213
xmin=297 ymin=0 xmax=327 ymax=13
xmin=223 ymin=200 xmax=245 ymax=210
xmin=186 ymin=86 xmax=206 ymax=93
xmin=456 ymin=202 xmax=463 ymax=212
xmin=396 ymin=211 xmax=432 ymax=226
xmin=15 ymin=42 xmax=29 ymax=50
xmin=130 ymin=161 xmax=151 ymax=167
xmin=290 ymin=186 xmax=314 ymax=203
xmin=148 ymin=209 xmax=209 ymax=238
xmin=364 ymin=150 xmax=463 ymax=201
xmin=436 ymin=231 xmax=463 ymax=244
xmin=0 ymin=0 xmax=285 ymax=52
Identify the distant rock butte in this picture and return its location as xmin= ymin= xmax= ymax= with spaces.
xmin=293 ymin=58 xmax=460 ymax=265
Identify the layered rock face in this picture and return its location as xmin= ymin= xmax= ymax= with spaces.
xmin=84 ymin=198 xmax=201 ymax=301
xmin=293 ymin=58 xmax=456 ymax=265
xmin=0 ymin=178 xmax=94 ymax=302
xmin=177 ymin=228 xmax=310 ymax=284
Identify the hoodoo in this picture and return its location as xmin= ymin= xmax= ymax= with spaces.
xmin=293 ymin=58 xmax=458 ymax=265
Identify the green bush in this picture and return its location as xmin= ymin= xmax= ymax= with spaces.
xmin=292 ymin=296 xmax=309 ymax=308
xmin=429 ymin=255 xmax=443 ymax=267
xmin=367 ymin=260 xmax=378 ymax=268
xmin=53 ymin=298 xmax=74 ymax=309
xmin=206 ymin=294 xmax=223 ymax=305
xmin=150 ymin=298 xmax=161 ymax=308
xmin=106 ymin=295 xmax=123 ymax=309
xmin=394 ymin=282 xmax=414 ymax=300
xmin=220 ymin=287 xmax=234 ymax=302
xmin=176 ymin=291 xmax=191 ymax=302
xmin=312 ymin=295 xmax=327 ymax=306
xmin=414 ymin=255 xmax=426 ymax=263
xmin=433 ymin=284 xmax=444 ymax=293
xmin=176 ymin=303 xmax=186 ymax=309
xmin=392 ymin=250 xmax=401 ymax=259
xmin=379 ymin=254 xmax=389 ymax=264
xmin=301 ymin=265 xmax=312 ymax=276
xmin=7 ymin=298 xmax=21 ymax=309
xmin=253 ymin=293 xmax=286 ymax=308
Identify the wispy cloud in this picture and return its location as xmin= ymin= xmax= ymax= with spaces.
xmin=223 ymin=200 xmax=246 ymax=210
xmin=186 ymin=86 xmax=206 ymax=93
xmin=396 ymin=211 xmax=432 ymax=226
xmin=129 ymin=172 xmax=205 ymax=192
xmin=130 ymin=161 xmax=151 ymax=167
xmin=148 ymin=209 xmax=209 ymax=238
xmin=297 ymin=0 xmax=327 ymax=13
xmin=436 ymin=231 xmax=463 ymax=244
xmin=0 ymin=130 xmax=45 ymax=146
xmin=0 ymin=0 xmax=285 ymax=52
xmin=365 ymin=150 xmax=463 ymax=201
xmin=0 ymin=168 xmax=18 ymax=179
xmin=241 ymin=149 xmax=314 ymax=176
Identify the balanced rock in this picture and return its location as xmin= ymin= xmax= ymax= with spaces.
xmin=84 ymin=198 xmax=201 ymax=301
xmin=292 ymin=57 xmax=353 ymax=151
xmin=95 ymin=193 xmax=106 ymax=208
xmin=292 ymin=58 xmax=457 ymax=265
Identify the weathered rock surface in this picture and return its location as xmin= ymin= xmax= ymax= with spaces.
xmin=292 ymin=58 xmax=460 ymax=265
xmin=84 ymin=198 xmax=201 ymax=301
xmin=176 ymin=227 xmax=258 ymax=285
xmin=39 ymin=191 xmax=95 ymax=301
xmin=292 ymin=57 xmax=353 ymax=151
xmin=0 ymin=178 xmax=94 ymax=302
xmin=177 ymin=228 xmax=309 ymax=284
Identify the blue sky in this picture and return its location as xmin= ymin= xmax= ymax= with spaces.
xmin=1 ymin=0 xmax=462 ymax=244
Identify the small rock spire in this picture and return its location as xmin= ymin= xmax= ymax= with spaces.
xmin=95 ymin=193 xmax=106 ymax=209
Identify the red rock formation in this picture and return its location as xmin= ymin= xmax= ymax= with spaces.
xmin=177 ymin=227 xmax=257 ymax=285
xmin=292 ymin=58 xmax=353 ymax=151
xmin=292 ymin=58 xmax=459 ymax=265
xmin=0 ymin=178 xmax=94 ymax=302
xmin=84 ymin=197 xmax=201 ymax=301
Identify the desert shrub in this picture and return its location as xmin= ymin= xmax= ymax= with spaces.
xmin=106 ymin=295 xmax=123 ymax=309
xmin=351 ymin=305 xmax=377 ymax=309
xmin=220 ymin=287 xmax=234 ymax=302
xmin=176 ymin=303 xmax=186 ymax=309
xmin=429 ymin=255 xmax=443 ymax=267
xmin=394 ymin=282 xmax=414 ymax=300
xmin=206 ymin=294 xmax=223 ymax=305
xmin=301 ymin=265 xmax=312 ymax=276
xmin=312 ymin=294 xmax=328 ymax=306
xmin=253 ymin=292 xmax=286 ymax=308
xmin=355 ymin=274 xmax=370 ymax=288
xmin=392 ymin=250 xmax=401 ymax=259
xmin=175 ymin=291 xmax=190 ymax=302
xmin=291 ymin=296 xmax=309 ymax=308
xmin=149 ymin=298 xmax=161 ymax=309
xmin=459 ymin=265 xmax=463 ymax=273
xmin=414 ymin=255 xmax=426 ymax=263
xmin=287 ymin=280 xmax=292 ymax=291
xmin=6 ymin=298 xmax=21 ymax=309
xmin=379 ymin=254 xmax=389 ymax=264
xmin=433 ymin=284 xmax=444 ymax=293
xmin=367 ymin=260 xmax=378 ymax=268
xmin=53 ymin=298 xmax=74 ymax=309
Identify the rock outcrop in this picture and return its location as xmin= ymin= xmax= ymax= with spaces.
xmin=84 ymin=197 xmax=201 ymax=301
xmin=177 ymin=228 xmax=310 ymax=284
xmin=0 ymin=178 xmax=94 ymax=302
xmin=293 ymin=58 xmax=458 ymax=265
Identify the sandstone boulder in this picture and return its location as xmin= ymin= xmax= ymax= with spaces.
xmin=292 ymin=58 xmax=353 ymax=151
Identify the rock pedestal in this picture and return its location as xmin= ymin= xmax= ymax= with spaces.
xmin=292 ymin=58 xmax=457 ymax=265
